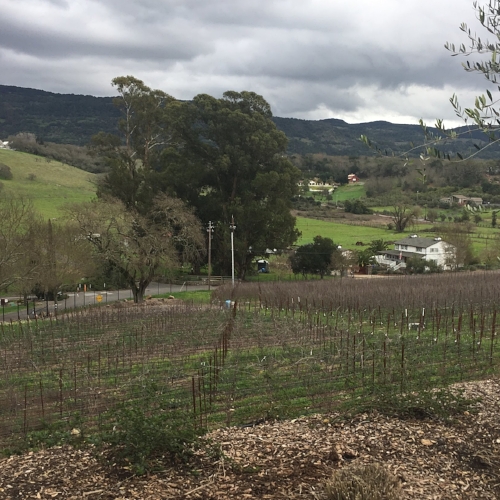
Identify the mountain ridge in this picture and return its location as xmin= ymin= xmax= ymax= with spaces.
xmin=1 ymin=84 xmax=498 ymax=158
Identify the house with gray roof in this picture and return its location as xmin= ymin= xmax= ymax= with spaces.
xmin=376 ymin=235 xmax=456 ymax=271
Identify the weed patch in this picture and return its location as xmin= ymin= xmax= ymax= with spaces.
xmin=101 ymin=401 xmax=201 ymax=475
xmin=324 ymin=462 xmax=402 ymax=500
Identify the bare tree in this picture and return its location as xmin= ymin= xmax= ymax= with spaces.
xmin=391 ymin=203 xmax=417 ymax=232
xmin=441 ymin=223 xmax=476 ymax=269
xmin=0 ymin=197 xmax=41 ymax=292
xmin=32 ymin=219 xmax=96 ymax=301
xmin=69 ymin=195 xmax=205 ymax=303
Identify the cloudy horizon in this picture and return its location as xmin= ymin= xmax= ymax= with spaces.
xmin=0 ymin=0 xmax=494 ymax=126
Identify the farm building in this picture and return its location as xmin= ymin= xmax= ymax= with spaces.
xmin=375 ymin=235 xmax=456 ymax=271
xmin=347 ymin=173 xmax=359 ymax=184
xmin=440 ymin=194 xmax=483 ymax=206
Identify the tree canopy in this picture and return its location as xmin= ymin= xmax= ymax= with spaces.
xmin=290 ymin=236 xmax=339 ymax=278
xmin=167 ymin=91 xmax=301 ymax=278
xmin=90 ymin=79 xmax=301 ymax=283
xmin=93 ymin=76 xmax=176 ymax=212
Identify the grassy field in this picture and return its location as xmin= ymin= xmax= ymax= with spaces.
xmin=332 ymin=183 xmax=365 ymax=201
xmin=0 ymin=149 xmax=97 ymax=218
xmin=156 ymin=290 xmax=212 ymax=303
xmin=309 ymin=183 xmax=365 ymax=203
xmin=296 ymin=216 xmax=396 ymax=246
xmin=296 ymin=214 xmax=498 ymax=256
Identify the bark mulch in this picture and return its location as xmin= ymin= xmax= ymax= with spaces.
xmin=0 ymin=379 xmax=499 ymax=499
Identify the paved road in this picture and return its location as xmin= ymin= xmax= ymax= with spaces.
xmin=0 ymin=282 xmax=214 ymax=323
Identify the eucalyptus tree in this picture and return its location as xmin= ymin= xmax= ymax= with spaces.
xmin=168 ymin=91 xmax=301 ymax=278
xmin=92 ymin=76 xmax=176 ymax=213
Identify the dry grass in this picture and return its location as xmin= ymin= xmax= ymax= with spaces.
xmin=323 ymin=463 xmax=403 ymax=500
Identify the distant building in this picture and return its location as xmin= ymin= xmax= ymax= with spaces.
xmin=440 ymin=194 xmax=483 ymax=206
xmin=0 ymin=141 xmax=10 ymax=149
xmin=347 ymin=173 xmax=359 ymax=184
xmin=375 ymin=235 xmax=456 ymax=271
xmin=299 ymin=178 xmax=336 ymax=191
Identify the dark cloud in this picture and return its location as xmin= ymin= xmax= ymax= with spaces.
xmin=0 ymin=0 xmax=491 ymax=125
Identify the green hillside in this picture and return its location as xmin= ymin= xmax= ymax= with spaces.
xmin=0 ymin=149 xmax=97 ymax=218
xmin=3 ymin=84 xmax=500 ymax=159
xmin=0 ymin=85 xmax=119 ymax=145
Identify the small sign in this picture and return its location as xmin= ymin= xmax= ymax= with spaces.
xmin=96 ymin=295 xmax=103 ymax=303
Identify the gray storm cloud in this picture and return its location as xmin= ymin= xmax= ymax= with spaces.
xmin=0 ymin=0 xmax=491 ymax=125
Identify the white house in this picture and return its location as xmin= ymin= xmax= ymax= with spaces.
xmin=0 ymin=141 xmax=9 ymax=149
xmin=298 ymin=178 xmax=335 ymax=192
xmin=376 ymin=235 xmax=456 ymax=271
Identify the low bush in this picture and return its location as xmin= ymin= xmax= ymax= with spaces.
xmin=101 ymin=384 xmax=202 ymax=474
xmin=0 ymin=163 xmax=13 ymax=180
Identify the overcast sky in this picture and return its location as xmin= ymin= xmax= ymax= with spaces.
xmin=0 ymin=0 xmax=493 ymax=125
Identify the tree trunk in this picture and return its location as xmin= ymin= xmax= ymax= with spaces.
xmin=131 ymin=280 xmax=149 ymax=303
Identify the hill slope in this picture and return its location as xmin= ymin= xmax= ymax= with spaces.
xmin=0 ymin=85 xmax=119 ymax=145
xmin=0 ymin=148 xmax=97 ymax=218
xmin=1 ymin=84 xmax=500 ymax=158
xmin=273 ymin=116 xmax=499 ymax=158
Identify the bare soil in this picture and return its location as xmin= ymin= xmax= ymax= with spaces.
xmin=0 ymin=379 xmax=499 ymax=499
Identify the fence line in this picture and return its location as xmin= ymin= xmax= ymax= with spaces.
xmin=0 ymin=299 xmax=498 ymax=443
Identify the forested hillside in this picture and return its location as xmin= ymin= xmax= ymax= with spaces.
xmin=0 ymin=85 xmax=119 ymax=145
xmin=3 ymin=84 xmax=500 ymax=159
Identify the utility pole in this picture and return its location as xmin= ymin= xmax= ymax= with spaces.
xmin=230 ymin=216 xmax=236 ymax=287
xmin=47 ymin=219 xmax=55 ymax=317
xmin=207 ymin=221 xmax=214 ymax=291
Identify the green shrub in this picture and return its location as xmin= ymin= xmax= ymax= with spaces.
xmin=343 ymin=199 xmax=372 ymax=214
xmin=0 ymin=163 xmax=13 ymax=180
xmin=102 ymin=387 xmax=201 ymax=474
xmin=324 ymin=463 xmax=402 ymax=500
